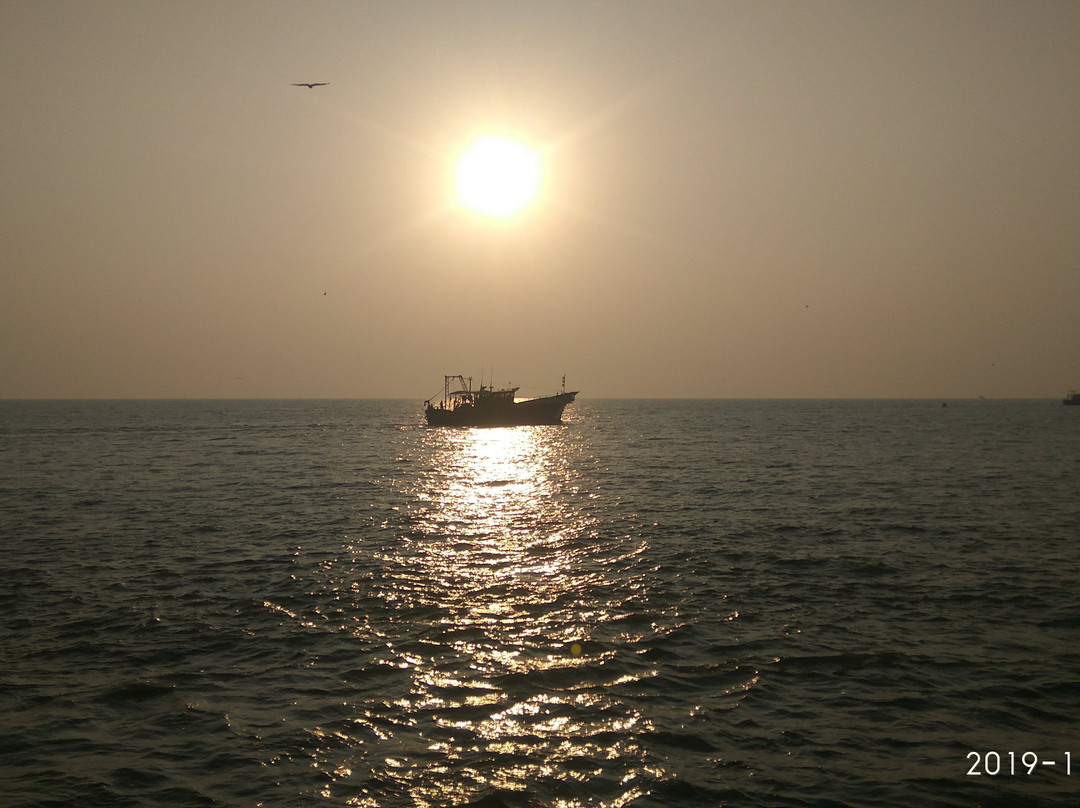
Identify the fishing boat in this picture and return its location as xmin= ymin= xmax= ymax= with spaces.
xmin=1064 ymin=391 xmax=1080 ymax=405
xmin=425 ymin=375 xmax=577 ymax=427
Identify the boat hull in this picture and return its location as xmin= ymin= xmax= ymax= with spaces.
xmin=425 ymin=391 xmax=577 ymax=427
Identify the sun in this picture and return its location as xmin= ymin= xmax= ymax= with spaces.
xmin=456 ymin=135 xmax=541 ymax=218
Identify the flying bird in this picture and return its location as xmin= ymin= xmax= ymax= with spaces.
xmin=292 ymin=82 xmax=329 ymax=88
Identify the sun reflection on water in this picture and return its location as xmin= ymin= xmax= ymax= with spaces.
xmin=254 ymin=419 xmax=760 ymax=807
xmin=327 ymin=424 xmax=665 ymax=806
xmin=407 ymin=428 xmax=589 ymax=638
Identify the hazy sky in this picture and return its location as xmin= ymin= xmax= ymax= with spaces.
xmin=3 ymin=1 xmax=1078 ymax=399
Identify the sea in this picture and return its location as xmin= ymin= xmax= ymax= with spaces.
xmin=1 ymin=398 xmax=1078 ymax=808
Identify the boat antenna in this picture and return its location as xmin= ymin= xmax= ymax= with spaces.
xmin=562 ymin=374 xmax=566 ymax=393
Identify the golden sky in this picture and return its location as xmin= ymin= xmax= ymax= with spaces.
xmin=2 ymin=1 xmax=1078 ymax=398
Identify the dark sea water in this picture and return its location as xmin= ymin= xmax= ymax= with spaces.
xmin=2 ymin=398 xmax=1079 ymax=808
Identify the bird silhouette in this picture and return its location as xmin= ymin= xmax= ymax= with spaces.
xmin=292 ymin=82 xmax=329 ymax=88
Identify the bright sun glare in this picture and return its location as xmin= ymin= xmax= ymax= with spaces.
xmin=456 ymin=135 xmax=541 ymax=218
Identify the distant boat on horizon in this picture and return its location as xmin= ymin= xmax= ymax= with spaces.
xmin=1064 ymin=390 xmax=1080 ymax=405
xmin=425 ymin=374 xmax=577 ymax=427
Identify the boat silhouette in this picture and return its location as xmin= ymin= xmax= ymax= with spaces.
xmin=425 ymin=375 xmax=577 ymax=426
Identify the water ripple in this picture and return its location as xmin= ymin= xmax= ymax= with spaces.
xmin=3 ymin=400 xmax=1079 ymax=807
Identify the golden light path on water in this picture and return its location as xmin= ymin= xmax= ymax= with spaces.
xmin=267 ymin=421 xmax=698 ymax=808
xmin=364 ymin=425 xmax=658 ymax=807
xmin=251 ymin=414 xmax=766 ymax=807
